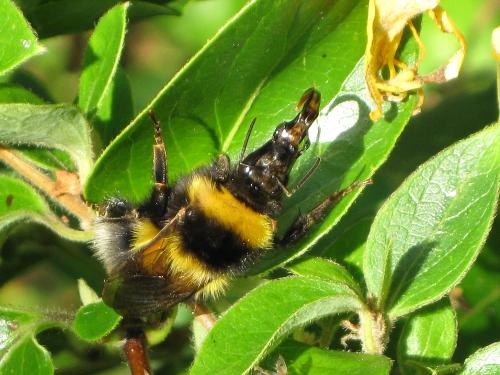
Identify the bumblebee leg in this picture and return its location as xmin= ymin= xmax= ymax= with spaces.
xmin=149 ymin=110 xmax=167 ymax=186
xmin=147 ymin=110 xmax=169 ymax=217
xmin=212 ymin=154 xmax=231 ymax=183
xmin=279 ymin=179 xmax=372 ymax=245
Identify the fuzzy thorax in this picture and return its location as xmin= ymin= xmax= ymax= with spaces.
xmin=187 ymin=175 xmax=274 ymax=249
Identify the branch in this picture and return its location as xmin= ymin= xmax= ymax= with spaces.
xmin=188 ymin=300 xmax=217 ymax=331
xmin=124 ymin=330 xmax=151 ymax=375
xmin=0 ymin=147 xmax=94 ymax=229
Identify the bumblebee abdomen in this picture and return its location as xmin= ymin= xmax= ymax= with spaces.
xmin=132 ymin=174 xmax=275 ymax=290
xmin=179 ymin=207 xmax=254 ymax=271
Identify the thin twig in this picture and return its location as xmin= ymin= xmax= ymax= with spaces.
xmin=124 ymin=330 xmax=151 ymax=375
xmin=188 ymin=300 xmax=217 ymax=331
xmin=0 ymin=147 xmax=94 ymax=229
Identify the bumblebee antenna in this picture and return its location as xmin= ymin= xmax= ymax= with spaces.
xmin=239 ymin=117 xmax=257 ymax=163
xmin=293 ymin=157 xmax=321 ymax=192
xmin=273 ymin=157 xmax=321 ymax=198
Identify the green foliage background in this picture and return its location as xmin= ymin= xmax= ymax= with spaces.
xmin=0 ymin=0 xmax=498 ymax=374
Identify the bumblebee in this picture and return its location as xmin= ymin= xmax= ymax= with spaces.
xmin=92 ymin=88 xmax=366 ymax=327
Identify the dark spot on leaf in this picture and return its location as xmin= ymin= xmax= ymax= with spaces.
xmin=322 ymin=53 xmax=327 ymax=58
xmin=6 ymin=194 xmax=14 ymax=207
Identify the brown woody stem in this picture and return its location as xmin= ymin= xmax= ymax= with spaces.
xmin=124 ymin=330 xmax=151 ymax=375
xmin=0 ymin=147 xmax=94 ymax=229
xmin=188 ymin=300 xmax=217 ymax=331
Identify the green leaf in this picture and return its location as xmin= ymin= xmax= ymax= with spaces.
xmin=190 ymin=276 xmax=363 ymax=375
xmin=287 ymin=256 xmax=364 ymax=298
xmin=0 ymin=173 xmax=50 ymax=241
xmin=128 ymin=1 xmax=183 ymax=20
xmin=0 ymin=174 xmax=48 ymax=217
xmin=265 ymin=339 xmax=392 ymax=375
xmin=456 ymin=244 xmax=500 ymax=360
xmin=15 ymin=0 xmax=180 ymax=38
xmin=16 ymin=147 xmax=75 ymax=172
xmin=0 ymin=175 xmax=91 ymax=242
xmin=72 ymin=301 xmax=122 ymax=342
xmin=0 ymin=104 xmax=93 ymax=181
xmin=0 ymin=84 xmax=75 ymax=172
xmin=85 ymin=0 xmax=417 ymax=203
xmin=78 ymin=2 xmax=134 ymax=147
xmin=85 ymin=0 xmax=417 ymax=273
xmin=0 ymin=84 xmax=44 ymax=104
xmin=403 ymin=361 xmax=462 ymax=375
xmin=0 ymin=335 xmax=53 ymax=375
xmin=363 ymin=124 xmax=500 ymax=319
xmin=77 ymin=279 xmax=100 ymax=306
xmin=145 ymin=307 xmax=177 ymax=346
xmin=0 ymin=306 xmax=38 ymax=355
xmin=460 ymin=342 xmax=500 ymax=375
xmin=314 ymin=215 xmax=374 ymax=279
xmin=398 ymin=299 xmax=457 ymax=375
xmin=92 ymin=67 xmax=134 ymax=148
xmin=0 ymin=307 xmax=54 ymax=374
xmin=78 ymin=3 xmax=129 ymax=118
xmin=292 ymin=315 xmax=344 ymax=349
xmin=0 ymin=0 xmax=44 ymax=75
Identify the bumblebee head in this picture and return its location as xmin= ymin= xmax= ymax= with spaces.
xmin=233 ymin=88 xmax=321 ymax=209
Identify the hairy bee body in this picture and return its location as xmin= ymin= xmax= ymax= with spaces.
xmin=94 ymin=165 xmax=276 ymax=319
xmin=90 ymin=88 xmax=366 ymax=325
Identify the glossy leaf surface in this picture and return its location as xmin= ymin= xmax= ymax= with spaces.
xmin=72 ymin=301 xmax=122 ymax=342
xmin=0 ymin=336 xmax=53 ymax=375
xmin=0 ymin=0 xmax=43 ymax=75
xmin=78 ymin=3 xmax=131 ymax=148
xmin=266 ymin=339 xmax=392 ymax=375
xmin=15 ymin=0 xmax=180 ymax=38
xmin=398 ymin=300 xmax=457 ymax=375
xmin=460 ymin=342 xmax=500 ymax=375
xmin=287 ymin=256 xmax=363 ymax=298
xmin=79 ymin=3 xmax=128 ymax=111
xmin=0 ymin=307 xmax=53 ymax=375
xmin=190 ymin=277 xmax=363 ymax=375
xmin=364 ymin=125 xmax=500 ymax=318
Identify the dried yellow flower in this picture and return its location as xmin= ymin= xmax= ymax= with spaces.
xmin=365 ymin=0 xmax=466 ymax=121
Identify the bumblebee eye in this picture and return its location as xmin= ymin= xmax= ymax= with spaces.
xmin=270 ymin=187 xmax=281 ymax=197
xmin=273 ymin=124 xmax=285 ymax=141
xmin=105 ymin=198 xmax=130 ymax=218
xmin=250 ymin=183 xmax=260 ymax=194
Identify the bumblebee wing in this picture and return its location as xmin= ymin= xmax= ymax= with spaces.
xmin=103 ymin=274 xmax=192 ymax=318
xmin=132 ymin=208 xmax=185 ymax=254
